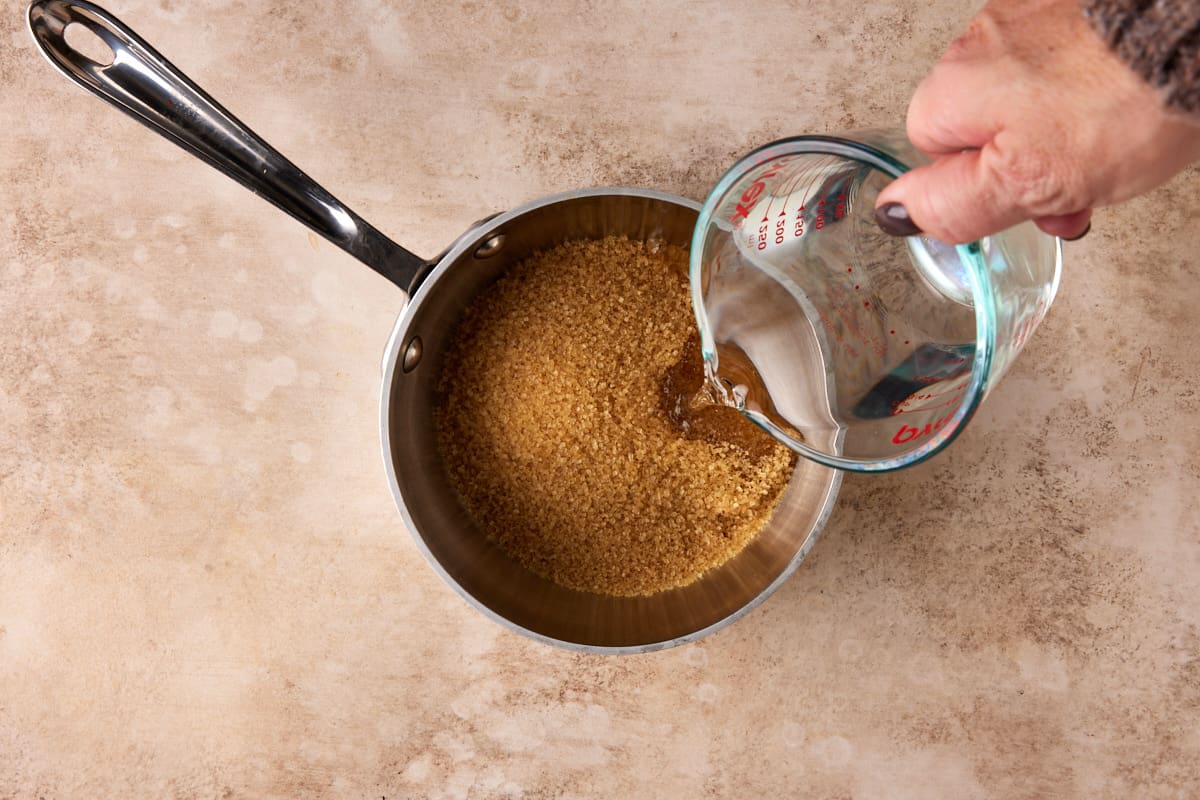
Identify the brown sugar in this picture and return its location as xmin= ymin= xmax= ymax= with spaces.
xmin=435 ymin=236 xmax=795 ymax=597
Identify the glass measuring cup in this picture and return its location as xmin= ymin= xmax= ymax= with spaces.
xmin=691 ymin=129 xmax=1061 ymax=472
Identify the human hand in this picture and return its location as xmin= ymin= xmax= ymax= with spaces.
xmin=874 ymin=0 xmax=1200 ymax=244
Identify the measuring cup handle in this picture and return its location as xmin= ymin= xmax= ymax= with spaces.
xmin=27 ymin=0 xmax=429 ymax=293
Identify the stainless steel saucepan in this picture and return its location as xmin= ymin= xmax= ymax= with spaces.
xmin=29 ymin=0 xmax=841 ymax=652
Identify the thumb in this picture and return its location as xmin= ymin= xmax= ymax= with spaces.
xmin=874 ymin=149 xmax=1027 ymax=244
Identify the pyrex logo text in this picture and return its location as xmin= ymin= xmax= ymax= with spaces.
xmin=730 ymin=161 xmax=787 ymax=226
xmin=892 ymin=410 xmax=956 ymax=445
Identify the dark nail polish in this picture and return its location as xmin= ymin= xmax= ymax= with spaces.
xmin=875 ymin=203 xmax=923 ymax=237
xmin=1063 ymin=222 xmax=1091 ymax=242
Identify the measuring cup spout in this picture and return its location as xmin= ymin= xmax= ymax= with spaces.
xmin=27 ymin=0 xmax=430 ymax=294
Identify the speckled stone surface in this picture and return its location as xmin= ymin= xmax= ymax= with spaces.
xmin=2 ymin=1 xmax=1198 ymax=798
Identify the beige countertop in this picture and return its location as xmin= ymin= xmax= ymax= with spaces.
xmin=2 ymin=1 xmax=1199 ymax=797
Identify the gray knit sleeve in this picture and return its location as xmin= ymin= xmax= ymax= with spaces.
xmin=1081 ymin=0 xmax=1200 ymax=116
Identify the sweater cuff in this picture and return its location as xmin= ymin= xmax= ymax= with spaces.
xmin=1081 ymin=0 xmax=1200 ymax=117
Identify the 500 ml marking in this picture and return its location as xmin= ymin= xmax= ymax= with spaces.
xmin=730 ymin=158 xmax=792 ymax=227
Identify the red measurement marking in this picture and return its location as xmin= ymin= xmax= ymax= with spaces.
xmin=773 ymin=211 xmax=787 ymax=246
xmin=889 ymin=396 xmax=963 ymax=416
xmin=778 ymin=167 xmax=812 ymax=212
xmin=894 ymin=383 xmax=968 ymax=403
xmin=797 ymin=163 xmax=824 ymax=200
xmin=896 ymin=394 xmax=937 ymax=405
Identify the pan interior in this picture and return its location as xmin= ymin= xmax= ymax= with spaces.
xmin=384 ymin=189 xmax=840 ymax=651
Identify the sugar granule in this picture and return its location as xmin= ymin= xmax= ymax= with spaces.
xmin=436 ymin=236 xmax=794 ymax=597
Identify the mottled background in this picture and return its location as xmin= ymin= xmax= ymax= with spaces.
xmin=2 ymin=0 xmax=1198 ymax=798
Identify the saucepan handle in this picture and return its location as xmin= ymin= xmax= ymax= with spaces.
xmin=27 ymin=0 xmax=429 ymax=292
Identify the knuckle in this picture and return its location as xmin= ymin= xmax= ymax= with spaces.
xmin=905 ymin=73 xmax=965 ymax=156
xmin=943 ymin=13 xmax=997 ymax=61
xmin=983 ymin=146 xmax=1083 ymax=215
xmin=931 ymin=212 xmax=979 ymax=246
xmin=905 ymin=90 xmax=940 ymax=149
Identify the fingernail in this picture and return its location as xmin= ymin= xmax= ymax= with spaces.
xmin=1063 ymin=222 xmax=1091 ymax=242
xmin=875 ymin=203 xmax=923 ymax=237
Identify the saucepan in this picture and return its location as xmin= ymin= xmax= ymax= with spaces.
xmin=29 ymin=0 xmax=841 ymax=652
